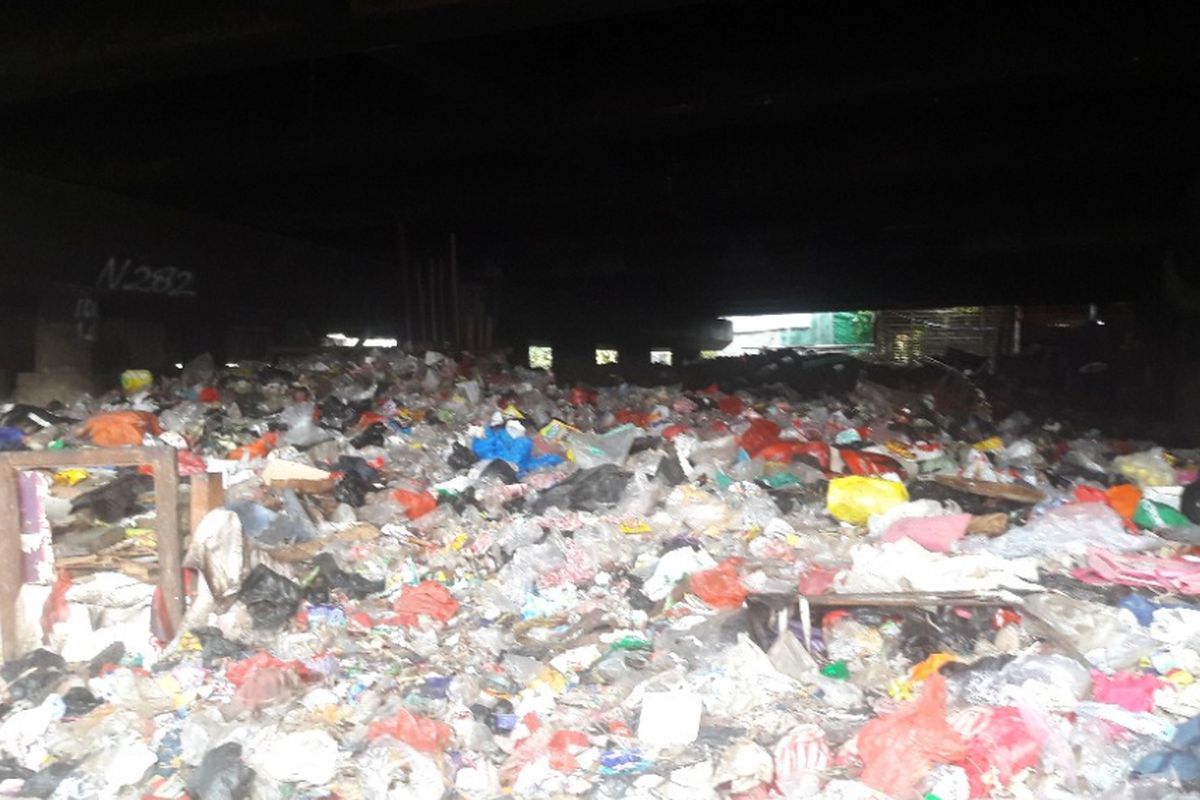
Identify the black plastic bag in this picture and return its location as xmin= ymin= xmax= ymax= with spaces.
xmin=447 ymin=443 xmax=478 ymax=470
xmin=88 ymin=642 xmax=125 ymax=677
xmin=332 ymin=456 xmax=383 ymax=508
xmin=655 ymin=452 xmax=687 ymax=486
xmin=351 ymin=422 xmax=388 ymax=449
xmin=22 ymin=760 xmax=76 ymax=798
xmin=531 ymin=464 xmax=631 ymax=513
xmin=186 ymin=743 xmax=255 ymax=800
xmin=61 ymin=687 xmax=103 ymax=718
xmin=0 ymin=649 xmax=66 ymax=705
xmin=305 ymin=553 xmax=385 ymax=603
xmin=479 ymin=458 xmax=519 ymax=485
xmin=70 ymin=473 xmax=153 ymax=521
xmin=238 ymin=566 xmax=303 ymax=629
xmin=1182 ymin=480 xmax=1200 ymax=525
xmin=0 ymin=404 xmax=77 ymax=434
xmin=192 ymin=627 xmax=248 ymax=666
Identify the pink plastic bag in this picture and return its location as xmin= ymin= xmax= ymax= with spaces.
xmin=882 ymin=513 xmax=971 ymax=552
xmin=1091 ymin=670 xmax=1162 ymax=712
xmin=856 ymin=675 xmax=966 ymax=798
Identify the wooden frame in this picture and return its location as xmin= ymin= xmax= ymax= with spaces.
xmin=0 ymin=446 xmax=183 ymax=661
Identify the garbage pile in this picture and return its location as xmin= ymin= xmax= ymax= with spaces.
xmin=2 ymin=350 xmax=1200 ymax=798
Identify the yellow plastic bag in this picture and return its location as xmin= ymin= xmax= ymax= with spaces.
xmin=826 ymin=476 xmax=909 ymax=525
xmin=120 ymin=369 xmax=153 ymax=393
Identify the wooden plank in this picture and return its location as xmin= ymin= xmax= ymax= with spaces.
xmin=933 ymin=474 xmax=1046 ymax=504
xmin=189 ymin=472 xmax=224 ymax=535
xmin=152 ymin=448 xmax=184 ymax=634
xmin=1 ymin=448 xmax=154 ymax=469
xmin=0 ymin=464 xmax=22 ymax=661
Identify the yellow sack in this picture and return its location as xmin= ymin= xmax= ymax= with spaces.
xmin=826 ymin=476 xmax=909 ymax=525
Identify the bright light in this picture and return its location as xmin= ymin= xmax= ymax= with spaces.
xmin=174 ymin=363 xmax=183 ymax=369
xmin=363 ymin=337 xmax=398 ymax=348
xmin=595 ymin=348 xmax=618 ymax=366
xmin=529 ymin=346 xmax=553 ymax=369
xmin=1096 ymin=320 xmax=1106 ymax=326
xmin=650 ymin=349 xmax=672 ymax=365
xmin=324 ymin=333 xmax=360 ymax=347
xmin=225 ymin=362 xmax=240 ymax=368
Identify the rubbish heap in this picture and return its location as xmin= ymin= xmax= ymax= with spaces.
xmin=1 ymin=350 xmax=1200 ymax=798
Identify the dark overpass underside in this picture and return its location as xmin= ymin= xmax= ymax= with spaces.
xmin=2 ymin=2 xmax=1200 ymax=340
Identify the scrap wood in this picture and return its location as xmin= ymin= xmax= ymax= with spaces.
xmin=934 ymin=474 xmax=1046 ymax=504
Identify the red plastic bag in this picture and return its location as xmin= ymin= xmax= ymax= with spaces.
xmin=856 ymin=675 xmax=966 ymax=798
xmin=962 ymin=707 xmax=1045 ymax=798
xmin=548 ymin=730 xmax=589 ymax=772
xmin=690 ymin=558 xmax=748 ymax=609
xmin=368 ymin=708 xmax=452 ymax=752
xmin=225 ymin=651 xmax=309 ymax=707
xmin=40 ymin=569 xmax=72 ymax=642
xmin=569 ymin=387 xmax=597 ymax=406
xmin=80 ymin=410 xmax=162 ymax=447
xmin=393 ymin=489 xmax=437 ymax=520
xmin=176 ymin=450 xmax=207 ymax=476
xmin=839 ymin=449 xmax=903 ymax=477
xmin=661 ymin=424 xmax=689 ymax=440
xmin=718 ymin=396 xmax=745 ymax=415
xmin=738 ymin=419 xmax=781 ymax=457
xmin=391 ymin=580 xmax=459 ymax=626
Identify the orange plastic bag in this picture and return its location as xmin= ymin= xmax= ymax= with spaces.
xmin=690 ymin=558 xmax=748 ymax=609
xmin=392 ymin=580 xmax=459 ymax=626
xmin=1106 ymin=484 xmax=1142 ymax=521
xmin=80 ymin=411 xmax=161 ymax=447
xmin=228 ymin=432 xmax=278 ymax=461
xmin=393 ymin=489 xmax=437 ymax=520
xmin=368 ymin=708 xmax=452 ymax=752
xmin=856 ymin=675 xmax=966 ymax=798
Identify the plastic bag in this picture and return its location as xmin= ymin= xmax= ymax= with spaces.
xmin=392 ymin=581 xmax=459 ymax=627
xmin=368 ymin=708 xmax=453 ymax=752
xmin=237 ymin=566 xmax=302 ymax=629
xmin=1113 ymin=448 xmax=1177 ymax=488
xmin=531 ymin=464 xmax=632 ymax=513
xmin=689 ymin=558 xmax=748 ymax=609
xmin=1092 ymin=670 xmax=1163 ymax=712
xmin=826 ymin=476 xmax=908 ymax=525
xmin=1134 ymin=499 xmax=1191 ymax=530
xmin=986 ymin=502 xmax=1160 ymax=560
xmin=79 ymin=410 xmax=161 ymax=447
xmin=962 ymin=706 xmax=1045 ymax=797
xmin=566 ymin=424 xmax=638 ymax=468
xmin=187 ymin=742 xmax=255 ymax=800
xmin=393 ymin=489 xmax=437 ymax=519
xmin=249 ymin=729 xmax=338 ymax=785
xmin=856 ymin=675 xmax=966 ymax=798
xmin=773 ymin=724 xmax=830 ymax=797
xmin=881 ymin=513 xmax=970 ymax=552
